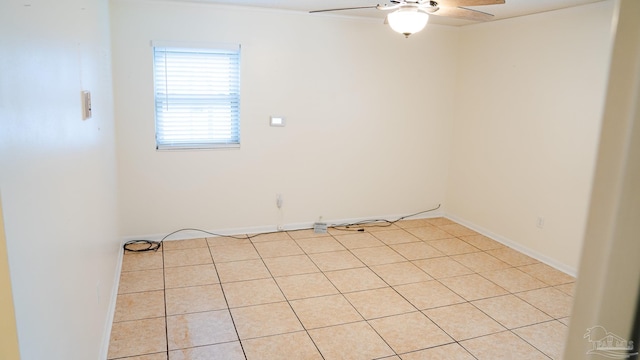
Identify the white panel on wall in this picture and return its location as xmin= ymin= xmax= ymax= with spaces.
xmin=0 ymin=0 xmax=120 ymax=359
xmin=445 ymin=1 xmax=615 ymax=272
xmin=111 ymin=0 xmax=458 ymax=237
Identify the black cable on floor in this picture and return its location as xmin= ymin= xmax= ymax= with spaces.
xmin=122 ymin=204 xmax=442 ymax=252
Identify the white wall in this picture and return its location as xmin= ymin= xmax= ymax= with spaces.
xmin=0 ymin=0 xmax=119 ymax=359
xmin=446 ymin=1 xmax=615 ymax=273
xmin=111 ymin=0 xmax=458 ymax=237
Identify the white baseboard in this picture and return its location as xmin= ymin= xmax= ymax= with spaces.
xmin=100 ymin=243 xmax=124 ymax=360
xmin=120 ymin=208 xmax=445 ymax=244
xmin=444 ymin=213 xmax=577 ymax=277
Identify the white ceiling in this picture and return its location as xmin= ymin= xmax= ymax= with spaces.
xmin=163 ymin=0 xmax=607 ymax=26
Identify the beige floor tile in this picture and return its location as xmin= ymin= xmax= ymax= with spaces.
xmin=111 ymin=218 xmax=575 ymax=360
xmin=481 ymin=268 xmax=547 ymax=293
xmin=334 ymin=233 xmax=385 ymax=249
xmin=514 ymin=320 xmax=567 ymax=359
xmin=390 ymin=242 xmax=444 ymax=260
xmin=121 ymin=353 xmax=167 ymax=360
xmin=231 ymin=301 xmax=303 ymax=339
xmin=325 ymin=267 xmax=387 ymax=293
xmin=308 ymin=321 xmax=394 ymax=360
xmin=114 ymin=290 xmax=165 ymax=322
xmin=425 ymin=217 xmax=456 ymax=226
xmin=554 ymin=282 xmax=576 ymax=297
xmin=451 ymin=252 xmax=510 ymax=272
xmin=437 ymin=223 xmax=478 ymax=237
xmin=351 ymin=245 xmax=406 ymax=265
xmin=345 ymin=287 xmax=416 ymax=319
xmin=516 ymin=287 xmax=574 ymax=318
xmin=309 ymin=250 xmax=365 ymax=271
xmin=439 ymin=274 xmax=508 ymax=301
xmin=472 ymin=294 xmax=552 ymax=329
xmin=405 ymin=226 xmax=454 ymax=241
xmin=395 ymin=219 xmax=436 ymax=229
xmin=122 ymin=251 xmax=163 ymax=272
xmin=250 ymin=231 xmax=292 ymax=243
xmin=427 ymin=238 xmax=480 ymax=255
xmin=243 ymin=331 xmax=323 ymax=360
xmin=222 ymin=278 xmax=285 ymax=308
xmin=210 ymin=243 xmax=260 ymax=263
xmin=412 ymin=257 xmax=473 ymax=279
xmin=164 ymin=264 xmax=219 ymax=289
xmin=263 ymin=254 xmax=320 ymax=277
xmin=274 ymin=272 xmax=338 ymax=300
xmin=370 ymin=261 xmax=432 ymax=286
xmin=253 ymin=239 xmax=304 ymax=258
xmin=369 ymin=311 xmax=453 ymax=353
xmin=460 ymin=331 xmax=549 ymax=359
xmin=486 ymin=247 xmax=538 ymax=266
xmin=458 ymin=235 xmax=504 ymax=251
xmin=400 ymin=342 xmax=476 ymax=360
xmin=168 ymin=341 xmax=244 ymax=360
xmin=166 ymin=310 xmax=237 ymax=350
xmin=165 ymin=284 xmax=227 ymax=315
xmin=424 ymin=303 xmax=505 ymax=341
xmin=518 ymin=263 xmax=575 ymax=286
xmin=108 ymin=317 xmax=167 ymax=359
xmin=371 ymin=229 xmax=421 ymax=245
xmin=215 ymin=259 xmax=271 ymax=283
xmin=287 ymin=228 xmax=332 ymax=240
xmin=294 ymin=237 xmax=345 ymax=254
xmin=394 ymin=281 xmax=465 ymax=310
xmin=379 ymin=356 xmax=401 ymax=360
xmin=162 ymin=238 xmax=208 ymax=251
xmin=164 ymin=248 xmax=212 ymax=268
xmin=119 ymin=269 xmax=164 ymax=294
xmin=290 ymin=294 xmax=363 ymax=329
xmin=206 ymin=236 xmax=250 ymax=247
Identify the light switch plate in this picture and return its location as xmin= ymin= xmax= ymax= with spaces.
xmin=270 ymin=116 xmax=285 ymax=127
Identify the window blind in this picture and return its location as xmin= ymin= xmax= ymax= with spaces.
xmin=153 ymin=44 xmax=241 ymax=149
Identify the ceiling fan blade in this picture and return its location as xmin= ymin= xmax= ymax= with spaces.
xmin=309 ymin=5 xmax=379 ymax=13
xmin=432 ymin=6 xmax=495 ymax=21
xmin=437 ymin=0 xmax=504 ymax=6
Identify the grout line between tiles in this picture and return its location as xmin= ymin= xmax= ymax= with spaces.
xmin=244 ymin=238 xmax=327 ymax=359
xmin=207 ymin=237 xmax=249 ymax=360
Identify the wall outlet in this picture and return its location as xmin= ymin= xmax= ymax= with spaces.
xmin=536 ymin=217 xmax=545 ymax=229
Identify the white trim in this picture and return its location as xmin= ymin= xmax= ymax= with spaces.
xmin=444 ymin=213 xmax=577 ymax=277
xmin=151 ymin=40 xmax=240 ymax=51
xmin=100 ymin=243 xmax=124 ymax=360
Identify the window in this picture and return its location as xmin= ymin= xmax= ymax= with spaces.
xmin=153 ymin=42 xmax=240 ymax=149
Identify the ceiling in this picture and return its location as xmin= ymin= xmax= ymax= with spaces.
xmin=164 ymin=0 xmax=607 ymax=26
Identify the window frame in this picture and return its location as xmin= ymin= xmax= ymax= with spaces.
xmin=152 ymin=41 xmax=241 ymax=150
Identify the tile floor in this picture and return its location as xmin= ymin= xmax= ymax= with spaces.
xmin=107 ymin=218 xmax=576 ymax=360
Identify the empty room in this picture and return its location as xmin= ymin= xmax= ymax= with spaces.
xmin=1 ymin=0 xmax=638 ymax=359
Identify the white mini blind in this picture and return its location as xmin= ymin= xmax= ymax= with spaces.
xmin=153 ymin=44 xmax=240 ymax=149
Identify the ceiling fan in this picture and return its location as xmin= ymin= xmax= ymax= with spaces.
xmin=310 ymin=0 xmax=506 ymax=37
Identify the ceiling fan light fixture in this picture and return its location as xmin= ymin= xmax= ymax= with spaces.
xmin=387 ymin=8 xmax=429 ymax=38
